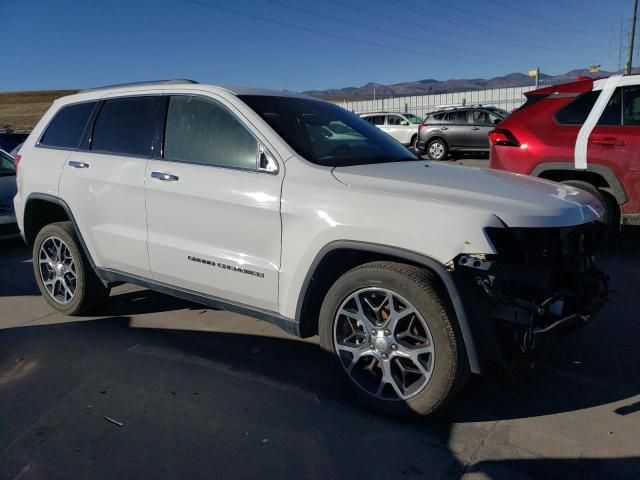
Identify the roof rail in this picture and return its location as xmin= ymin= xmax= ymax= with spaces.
xmin=434 ymin=103 xmax=484 ymax=111
xmin=79 ymin=79 xmax=199 ymax=93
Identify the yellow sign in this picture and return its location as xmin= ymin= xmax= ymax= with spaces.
xmin=528 ymin=69 xmax=538 ymax=77
xmin=589 ymin=65 xmax=601 ymax=73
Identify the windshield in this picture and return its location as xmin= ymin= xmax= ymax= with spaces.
xmin=0 ymin=151 xmax=15 ymax=176
xmin=403 ymin=113 xmax=423 ymax=124
xmin=239 ymin=95 xmax=418 ymax=167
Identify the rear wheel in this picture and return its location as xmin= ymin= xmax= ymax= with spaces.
xmin=319 ymin=261 xmax=469 ymax=416
xmin=561 ymin=180 xmax=619 ymax=238
xmin=33 ymin=222 xmax=110 ymax=315
xmin=427 ymin=139 xmax=448 ymax=160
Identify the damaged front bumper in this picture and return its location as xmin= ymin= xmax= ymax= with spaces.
xmin=452 ymin=223 xmax=608 ymax=362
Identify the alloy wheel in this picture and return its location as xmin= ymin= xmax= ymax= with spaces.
xmin=333 ymin=287 xmax=435 ymax=401
xmin=429 ymin=142 xmax=445 ymax=160
xmin=38 ymin=236 xmax=77 ymax=304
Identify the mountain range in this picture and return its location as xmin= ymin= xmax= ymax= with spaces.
xmin=304 ymin=69 xmax=618 ymax=101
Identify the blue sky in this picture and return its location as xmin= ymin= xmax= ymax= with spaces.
xmin=0 ymin=0 xmax=634 ymax=92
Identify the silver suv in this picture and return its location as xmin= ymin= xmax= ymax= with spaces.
xmin=417 ymin=106 xmax=509 ymax=160
xmin=14 ymin=80 xmax=607 ymax=416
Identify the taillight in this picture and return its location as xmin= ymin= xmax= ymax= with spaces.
xmin=418 ymin=124 xmax=428 ymax=133
xmin=488 ymin=129 xmax=520 ymax=147
xmin=13 ymin=154 xmax=21 ymax=172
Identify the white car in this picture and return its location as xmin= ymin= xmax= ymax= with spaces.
xmin=14 ymin=80 xmax=608 ymax=416
xmin=359 ymin=112 xmax=422 ymax=149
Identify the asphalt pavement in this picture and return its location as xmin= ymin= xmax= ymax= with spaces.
xmin=1 ymin=160 xmax=639 ymax=479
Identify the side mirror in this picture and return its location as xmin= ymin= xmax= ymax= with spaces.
xmin=493 ymin=118 xmax=501 ymax=125
xmin=258 ymin=145 xmax=278 ymax=173
xmin=400 ymin=120 xmax=410 ymax=126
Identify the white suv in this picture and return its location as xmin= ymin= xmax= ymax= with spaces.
xmin=359 ymin=112 xmax=422 ymax=149
xmin=14 ymin=80 xmax=608 ymax=416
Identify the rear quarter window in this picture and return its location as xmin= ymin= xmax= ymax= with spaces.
xmin=39 ymin=102 xmax=97 ymax=149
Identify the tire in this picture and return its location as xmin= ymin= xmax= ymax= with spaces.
xmin=319 ymin=261 xmax=469 ymax=416
xmin=33 ymin=221 xmax=110 ymax=315
xmin=427 ymin=139 xmax=448 ymax=160
xmin=561 ymin=180 xmax=619 ymax=238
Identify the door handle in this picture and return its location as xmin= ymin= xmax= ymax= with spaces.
xmin=68 ymin=160 xmax=90 ymax=169
xmin=471 ymin=127 xmax=480 ymax=131
xmin=591 ymin=138 xmax=626 ymax=146
xmin=151 ymin=171 xmax=179 ymax=181
xmin=440 ymin=127 xmax=449 ymax=131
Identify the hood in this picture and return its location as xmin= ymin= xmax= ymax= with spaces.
xmin=332 ymin=161 xmax=604 ymax=228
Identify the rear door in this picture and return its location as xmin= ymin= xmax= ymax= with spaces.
xmin=589 ymin=85 xmax=640 ymax=214
xmin=442 ymin=110 xmax=470 ymax=148
xmin=58 ymin=93 xmax=163 ymax=276
xmin=145 ymin=93 xmax=283 ymax=311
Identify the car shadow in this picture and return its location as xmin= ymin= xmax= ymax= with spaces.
xmin=0 ymin=236 xmax=39 ymax=296
xmin=1 ymin=228 xmax=639 ymax=478
xmin=1 ymin=226 xmax=639 ymax=424
xmin=1 ymin=315 xmax=638 ymax=479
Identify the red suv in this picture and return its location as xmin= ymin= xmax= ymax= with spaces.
xmin=489 ymin=75 xmax=640 ymax=230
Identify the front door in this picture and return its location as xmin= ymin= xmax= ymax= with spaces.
xmin=385 ymin=114 xmax=411 ymax=144
xmin=145 ymin=94 xmax=283 ymax=311
xmin=469 ymin=110 xmax=501 ymax=150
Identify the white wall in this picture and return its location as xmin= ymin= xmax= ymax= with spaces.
xmin=337 ymin=85 xmax=540 ymax=117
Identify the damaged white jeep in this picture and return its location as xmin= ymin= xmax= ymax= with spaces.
xmin=14 ymin=80 xmax=608 ymax=415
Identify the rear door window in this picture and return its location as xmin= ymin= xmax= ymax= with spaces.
xmin=40 ymin=102 xmax=97 ymax=149
xmin=163 ymin=95 xmax=258 ymax=170
xmin=0 ymin=150 xmax=14 ymax=176
xmin=555 ymin=89 xmax=622 ymax=126
xmin=364 ymin=115 xmax=385 ymax=126
xmin=446 ymin=110 xmax=470 ymax=124
xmin=91 ymin=96 xmax=163 ymax=156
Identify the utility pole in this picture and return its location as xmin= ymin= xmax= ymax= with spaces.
xmin=626 ymin=0 xmax=638 ymax=74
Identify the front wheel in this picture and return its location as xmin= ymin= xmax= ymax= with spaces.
xmin=33 ymin=222 xmax=110 ymax=315
xmin=319 ymin=261 xmax=469 ymax=416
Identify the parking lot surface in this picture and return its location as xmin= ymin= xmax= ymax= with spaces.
xmin=1 ymin=170 xmax=639 ymax=479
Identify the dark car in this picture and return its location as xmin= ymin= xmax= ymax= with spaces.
xmin=0 ymin=130 xmax=29 ymax=154
xmin=0 ymin=149 xmax=18 ymax=236
xmin=417 ymin=106 xmax=509 ymax=160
